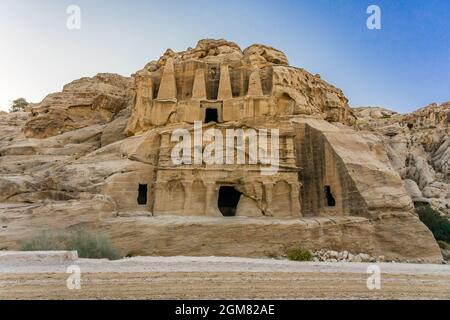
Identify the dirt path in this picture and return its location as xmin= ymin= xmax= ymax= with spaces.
xmin=1 ymin=257 xmax=450 ymax=300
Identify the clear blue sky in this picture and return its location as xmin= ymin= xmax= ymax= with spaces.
xmin=1 ymin=0 xmax=449 ymax=113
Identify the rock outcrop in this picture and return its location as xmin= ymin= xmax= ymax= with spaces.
xmin=354 ymin=103 xmax=450 ymax=218
xmin=0 ymin=40 xmax=442 ymax=263
xmin=125 ymin=39 xmax=355 ymax=135
xmin=24 ymin=74 xmax=132 ymax=139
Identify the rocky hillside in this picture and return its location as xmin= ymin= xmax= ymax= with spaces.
xmin=0 ymin=39 xmax=356 ymax=214
xmin=0 ymin=39 xmax=443 ymax=262
xmin=354 ymin=103 xmax=450 ymax=218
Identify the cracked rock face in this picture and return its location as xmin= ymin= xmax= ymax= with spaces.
xmin=354 ymin=103 xmax=450 ymax=218
xmin=0 ymin=39 xmax=443 ymax=262
xmin=24 ymin=74 xmax=133 ymax=139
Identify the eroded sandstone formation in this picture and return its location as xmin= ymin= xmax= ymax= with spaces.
xmin=354 ymin=103 xmax=450 ymax=218
xmin=0 ymin=39 xmax=442 ymax=262
xmin=125 ymin=39 xmax=355 ymax=136
xmin=24 ymin=74 xmax=132 ymax=140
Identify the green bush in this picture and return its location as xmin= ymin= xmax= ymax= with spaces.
xmin=416 ymin=204 xmax=450 ymax=243
xmin=9 ymin=98 xmax=29 ymax=113
xmin=287 ymin=248 xmax=313 ymax=262
xmin=438 ymin=241 xmax=450 ymax=250
xmin=21 ymin=228 xmax=121 ymax=260
xmin=21 ymin=230 xmax=66 ymax=251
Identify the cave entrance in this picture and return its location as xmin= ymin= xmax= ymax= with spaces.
xmin=137 ymin=184 xmax=148 ymax=205
xmin=324 ymin=185 xmax=336 ymax=207
xmin=205 ymin=108 xmax=219 ymax=123
xmin=218 ymin=186 xmax=242 ymax=217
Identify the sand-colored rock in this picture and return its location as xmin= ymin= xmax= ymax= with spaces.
xmin=0 ymin=40 xmax=442 ymax=262
xmin=125 ymin=40 xmax=356 ymax=134
xmin=354 ymin=103 xmax=450 ymax=217
xmin=24 ymin=74 xmax=132 ymax=139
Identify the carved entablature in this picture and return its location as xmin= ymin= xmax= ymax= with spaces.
xmin=150 ymin=122 xmax=302 ymax=218
xmin=157 ymin=124 xmax=298 ymax=171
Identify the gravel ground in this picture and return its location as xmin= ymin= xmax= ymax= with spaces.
xmin=1 ymin=256 xmax=450 ymax=274
xmin=1 ymin=256 xmax=450 ymax=299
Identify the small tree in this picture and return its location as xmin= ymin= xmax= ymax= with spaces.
xmin=9 ymin=98 xmax=29 ymax=113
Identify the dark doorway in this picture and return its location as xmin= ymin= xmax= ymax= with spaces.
xmin=205 ymin=108 xmax=219 ymax=123
xmin=218 ymin=186 xmax=242 ymax=217
xmin=324 ymin=185 xmax=336 ymax=207
xmin=137 ymin=184 xmax=148 ymax=205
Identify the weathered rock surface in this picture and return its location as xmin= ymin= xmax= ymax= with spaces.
xmin=24 ymin=74 xmax=132 ymax=139
xmin=354 ymin=103 xmax=450 ymax=218
xmin=0 ymin=39 xmax=443 ymax=263
xmin=126 ymin=39 xmax=355 ymax=135
xmin=312 ymin=250 xmax=382 ymax=263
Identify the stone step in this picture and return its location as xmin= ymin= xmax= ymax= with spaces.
xmin=0 ymin=251 xmax=78 ymax=264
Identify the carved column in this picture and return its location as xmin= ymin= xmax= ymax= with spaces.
xmin=263 ymin=182 xmax=274 ymax=217
xmin=205 ymin=182 xmax=220 ymax=217
xmin=285 ymin=137 xmax=296 ymax=165
xmin=158 ymin=134 xmax=172 ymax=166
xmin=254 ymin=182 xmax=264 ymax=207
xmin=182 ymin=180 xmax=193 ymax=215
xmin=153 ymin=181 xmax=168 ymax=214
xmin=289 ymin=182 xmax=302 ymax=217
xmin=160 ymin=133 xmax=171 ymax=147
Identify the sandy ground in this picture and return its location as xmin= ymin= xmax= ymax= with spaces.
xmin=1 ymin=256 xmax=450 ymax=300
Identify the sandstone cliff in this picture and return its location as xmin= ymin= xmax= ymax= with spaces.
xmin=24 ymin=74 xmax=133 ymax=140
xmin=0 ymin=39 xmax=442 ymax=262
xmin=125 ymin=39 xmax=355 ymax=135
xmin=354 ymin=103 xmax=450 ymax=218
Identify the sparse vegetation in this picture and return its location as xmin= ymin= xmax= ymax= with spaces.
xmin=416 ymin=204 xmax=450 ymax=243
xmin=9 ymin=98 xmax=29 ymax=113
xmin=21 ymin=228 xmax=121 ymax=260
xmin=21 ymin=230 xmax=66 ymax=251
xmin=287 ymin=248 xmax=313 ymax=262
xmin=438 ymin=241 xmax=450 ymax=250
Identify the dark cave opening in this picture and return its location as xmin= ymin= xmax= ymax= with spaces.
xmin=137 ymin=184 xmax=148 ymax=205
xmin=205 ymin=108 xmax=219 ymax=123
xmin=325 ymin=185 xmax=336 ymax=207
xmin=218 ymin=186 xmax=242 ymax=217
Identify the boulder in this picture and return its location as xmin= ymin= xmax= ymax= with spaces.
xmin=24 ymin=74 xmax=132 ymax=139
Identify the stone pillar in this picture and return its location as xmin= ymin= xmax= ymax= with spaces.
xmin=205 ymin=182 xmax=221 ymax=217
xmin=247 ymin=68 xmax=263 ymax=97
xmin=158 ymin=133 xmax=171 ymax=162
xmin=245 ymin=99 xmax=255 ymax=118
xmin=285 ymin=137 xmax=296 ymax=165
xmin=153 ymin=181 xmax=168 ymax=214
xmin=160 ymin=133 xmax=171 ymax=147
xmin=263 ymin=182 xmax=274 ymax=217
xmin=192 ymin=68 xmax=207 ymax=100
xmin=157 ymin=58 xmax=177 ymax=100
xmin=254 ymin=182 xmax=264 ymax=206
xmin=289 ymin=182 xmax=302 ymax=217
xmin=182 ymin=180 xmax=193 ymax=215
xmin=217 ymin=65 xmax=232 ymax=100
